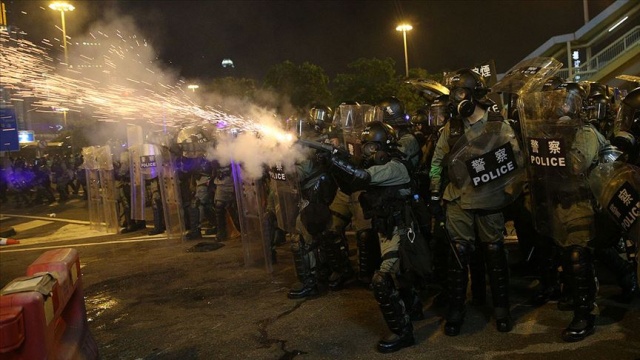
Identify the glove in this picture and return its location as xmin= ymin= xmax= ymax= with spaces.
xmin=329 ymin=155 xmax=370 ymax=192
xmin=429 ymin=191 xmax=444 ymax=222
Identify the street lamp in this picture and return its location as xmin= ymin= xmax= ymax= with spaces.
xmin=49 ymin=2 xmax=75 ymax=65
xmin=188 ymin=84 xmax=199 ymax=92
xmin=54 ymin=107 xmax=69 ymax=128
xmin=395 ymin=23 xmax=412 ymax=78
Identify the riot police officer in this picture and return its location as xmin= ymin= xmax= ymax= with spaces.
xmin=287 ymin=112 xmax=338 ymax=298
xmin=327 ymin=102 xmax=380 ymax=287
xmin=376 ymin=97 xmax=422 ymax=173
xmin=328 ymin=121 xmax=429 ymax=353
xmin=430 ymin=69 xmax=525 ymax=336
xmin=212 ymin=159 xmax=239 ymax=241
xmin=177 ymin=126 xmax=217 ymax=240
xmin=519 ymin=81 xmax=609 ymax=342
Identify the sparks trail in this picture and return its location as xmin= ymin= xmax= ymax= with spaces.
xmin=0 ymin=28 xmax=255 ymax=131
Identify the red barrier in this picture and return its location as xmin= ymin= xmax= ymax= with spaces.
xmin=0 ymin=248 xmax=98 ymax=359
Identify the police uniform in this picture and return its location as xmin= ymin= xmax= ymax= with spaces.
xmin=329 ymin=121 xmax=425 ymax=353
xmin=213 ymin=161 xmax=239 ymax=241
xmin=430 ymin=110 xmax=515 ymax=336
xmin=519 ymin=85 xmax=607 ymax=342
xmin=287 ymin=154 xmax=336 ymax=299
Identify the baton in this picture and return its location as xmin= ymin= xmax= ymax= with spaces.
xmin=439 ymin=220 xmax=464 ymax=269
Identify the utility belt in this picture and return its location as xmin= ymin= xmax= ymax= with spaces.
xmin=552 ymin=188 xmax=593 ymax=209
xmin=217 ymin=167 xmax=231 ymax=180
xmin=363 ymin=197 xmax=407 ymax=238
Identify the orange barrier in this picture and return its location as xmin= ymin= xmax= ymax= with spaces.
xmin=0 ymin=237 xmax=19 ymax=245
xmin=0 ymin=248 xmax=98 ymax=359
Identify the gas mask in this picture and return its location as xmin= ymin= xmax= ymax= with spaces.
xmin=361 ymin=141 xmax=390 ymax=167
xmin=451 ymin=87 xmax=477 ymax=118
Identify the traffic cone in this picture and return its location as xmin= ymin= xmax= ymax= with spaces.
xmin=0 ymin=237 xmax=20 ymax=245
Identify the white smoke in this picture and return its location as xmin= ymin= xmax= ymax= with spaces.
xmin=3 ymin=6 xmax=311 ymax=175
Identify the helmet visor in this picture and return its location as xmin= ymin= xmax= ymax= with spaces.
xmin=427 ymin=105 xmax=448 ymax=127
xmin=615 ymin=103 xmax=640 ymax=134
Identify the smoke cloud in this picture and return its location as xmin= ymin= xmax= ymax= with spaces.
xmin=1 ymin=8 xmax=310 ymax=179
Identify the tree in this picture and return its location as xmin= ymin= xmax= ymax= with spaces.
xmin=206 ymin=77 xmax=258 ymax=101
xmin=332 ymin=57 xmax=400 ymax=105
xmin=263 ymin=61 xmax=332 ymax=112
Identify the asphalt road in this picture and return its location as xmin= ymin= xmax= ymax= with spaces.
xmin=1 ymin=197 xmax=640 ymax=360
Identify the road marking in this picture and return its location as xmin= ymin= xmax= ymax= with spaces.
xmin=0 ymin=214 xmax=90 ymax=225
xmin=11 ymin=220 xmax=54 ymax=232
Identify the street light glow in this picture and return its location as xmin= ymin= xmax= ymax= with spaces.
xmin=395 ymin=23 xmax=412 ymax=77
xmin=395 ymin=24 xmax=413 ymax=32
xmin=49 ymin=2 xmax=75 ymax=66
xmin=188 ymin=84 xmax=199 ymax=92
xmin=49 ymin=2 xmax=75 ymax=12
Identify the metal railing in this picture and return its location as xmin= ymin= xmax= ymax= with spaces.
xmin=555 ymin=25 xmax=640 ymax=81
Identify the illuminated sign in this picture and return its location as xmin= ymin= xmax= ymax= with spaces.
xmin=18 ymin=130 xmax=34 ymax=143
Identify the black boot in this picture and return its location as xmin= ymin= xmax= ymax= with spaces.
xmin=484 ymin=242 xmax=513 ymax=333
xmin=324 ymin=232 xmax=355 ymax=291
xmin=356 ymin=229 xmax=381 ymax=286
xmin=288 ymin=235 xmax=319 ymax=299
xmin=400 ymin=287 xmax=425 ymax=321
xmin=149 ymin=200 xmax=166 ymax=235
xmin=561 ymin=246 xmax=596 ymax=342
xmin=214 ymin=203 xmax=228 ymax=240
xmin=445 ymin=242 xmax=470 ymax=336
xmin=595 ymin=246 xmax=638 ymax=303
xmin=186 ymin=206 xmax=202 ymax=240
xmin=372 ymin=271 xmax=415 ymax=353
xmin=469 ymin=246 xmax=486 ymax=306
xmin=531 ymin=240 xmax=561 ymax=306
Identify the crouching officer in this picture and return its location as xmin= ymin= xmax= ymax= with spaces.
xmin=328 ymin=121 xmax=430 ymax=353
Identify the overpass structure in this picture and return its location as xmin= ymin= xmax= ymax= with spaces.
xmin=522 ymin=0 xmax=640 ymax=92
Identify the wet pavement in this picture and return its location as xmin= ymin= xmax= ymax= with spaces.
xmin=1 ymin=199 xmax=640 ymax=360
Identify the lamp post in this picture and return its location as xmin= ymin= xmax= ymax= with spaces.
xmin=395 ymin=23 xmax=412 ymax=78
xmin=49 ymin=2 xmax=75 ymax=65
xmin=188 ymin=84 xmax=199 ymax=92
xmin=55 ymin=107 xmax=69 ymax=128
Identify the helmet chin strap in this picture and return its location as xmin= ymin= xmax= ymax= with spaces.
xmin=466 ymin=106 xmax=485 ymax=124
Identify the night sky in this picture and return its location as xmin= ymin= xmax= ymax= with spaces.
xmin=6 ymin=0 xmax=615 ymax=81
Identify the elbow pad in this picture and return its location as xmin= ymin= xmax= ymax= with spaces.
xmin=329 ymin=156 xmax=371 ymax=193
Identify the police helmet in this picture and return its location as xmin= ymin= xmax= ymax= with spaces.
xmin=445 ymin=69 xmax=490 ymax=102
xmin=308 ymin=105 xmax=333 ymax=131
xmin=410 ymin=107 xmax=429 ymax=126
xmin=376 ymin=96 xmax=410 ymax=127
xmin=428 ymin=95 xmax=453 ymax=127
xmin=612 ymin=87 xmax=640 ymax=155
xmin=586 ymin=82 xmax=611 ymax=123
xmin=445 ymin=69 xmax=491 ymax=117
xmin=360 ymin=121 xmax=397 ymax=166
xmin=177 ymin=126 xmax=215 ymax=158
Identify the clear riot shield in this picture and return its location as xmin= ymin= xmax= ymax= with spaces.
xmin=96 ymin=145 xmax=119 ymax=233
xmin=158 ymin=145 xmax=184 ymax=241
xmin=82 ymin=146 xmax=103 ymax=230
xmin=519 ymin=90 xmax=595 ymax=242
xmin=447 ymin=121 xmax=525 ymax=210
xmin=491 ymin=57 xmax=563 ymax=95
xmin=335 ymin=103 xmax=373 ymax=160
xmin=147 ymin=130 xmax=185 ymax=241
xmin=232 ymin=161 xmax=272 ymax=273
xmin=268 ymin=163 xmax=300 ymax=234
xmin=589 ymin=161 xmax=640 ymax=244
xmin=127 ymin=126 xmax=146 ymax=221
